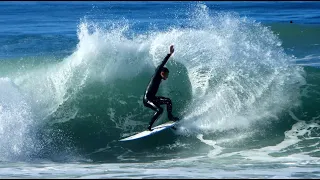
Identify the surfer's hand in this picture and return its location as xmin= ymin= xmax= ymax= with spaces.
xmin=169 ymin=45 xmax=174 ymax=55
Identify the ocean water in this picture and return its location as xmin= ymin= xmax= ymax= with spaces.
xmin=0 ymin=1 xmax=320 ymax=178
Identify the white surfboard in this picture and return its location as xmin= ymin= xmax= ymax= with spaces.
xmin=119 ymin=121 xmax=177 ymax=142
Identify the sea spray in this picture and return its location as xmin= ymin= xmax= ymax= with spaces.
xmin=172 ymin=4 xmax=306 ymax=137
xmin=0 ymin=78 xmax=35 ymax=161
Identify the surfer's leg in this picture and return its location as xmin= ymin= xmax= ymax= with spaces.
xmin=155 ymin=96 xmax=179 ymax=121
xmin=143 ymin=99 xmax=163 ymax=130
xmin=154 ymin=96 xmax=172 ymax=114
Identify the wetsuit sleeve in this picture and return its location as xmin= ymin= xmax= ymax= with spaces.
xmin=155 ymin=53 xmax=171 ymax=74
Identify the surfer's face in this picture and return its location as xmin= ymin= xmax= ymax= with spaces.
xmin=161 ymin=71 xmax=169 ymax=80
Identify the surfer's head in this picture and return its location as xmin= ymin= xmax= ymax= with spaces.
xmin=160 ymin=67 xmax=169 ymax=80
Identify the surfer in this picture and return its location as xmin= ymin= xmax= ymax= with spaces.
xmin=143 ymin=45 xmax=180 ymax=131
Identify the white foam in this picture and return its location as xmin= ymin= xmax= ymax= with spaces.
xmin=213 ymin=121 xmax=320 ymax=163
xmin=0 ymin=161 xmax=319 ymax=178
xmin=197 ymin=134 xmax=223 ymax=157
xmin=0 ymin=77 xmax=35 ymax=161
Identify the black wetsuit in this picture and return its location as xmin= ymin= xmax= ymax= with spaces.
xmin=143 ymin=54 xmax=178 ymax=130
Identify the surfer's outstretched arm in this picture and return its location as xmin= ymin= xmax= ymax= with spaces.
xmin=155 ymin=45 xmax=174 ymax=74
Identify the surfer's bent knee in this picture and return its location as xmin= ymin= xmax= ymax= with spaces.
xmin=157 ymin=107 xmax=163 ymax=114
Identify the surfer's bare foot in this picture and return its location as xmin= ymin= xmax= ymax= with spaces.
xmin=168 ymin=114 xmax=179 ymax=122
xmin=147 ymin=125 xmax=153 ymax=131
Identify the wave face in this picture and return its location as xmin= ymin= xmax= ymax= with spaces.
xmin=1 ymin=3 xmax=318 ymax=163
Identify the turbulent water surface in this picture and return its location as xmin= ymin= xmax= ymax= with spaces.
xmin=0 ymin=1 xmax=320 ymax=178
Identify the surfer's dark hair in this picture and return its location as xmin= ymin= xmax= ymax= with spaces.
xmin=161 ymin=67 xmax=169 ymax=73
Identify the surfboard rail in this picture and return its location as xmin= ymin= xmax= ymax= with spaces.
xmin=119 ymin=121 xmax=176 ymax=142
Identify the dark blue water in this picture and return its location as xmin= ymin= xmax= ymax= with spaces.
xmin=1 ymin=2 xmax=319 ymax=59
